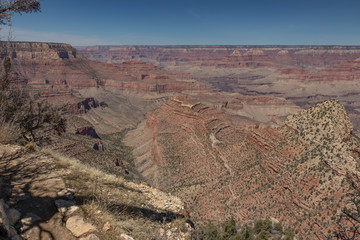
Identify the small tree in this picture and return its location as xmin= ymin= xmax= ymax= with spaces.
xmin=0 ymin=0 xmax=40 ymax=25
xmin=0 ymin=0 xmax=66 ymax=143
xmin=15 ymin=98 xmax=66 ymax=142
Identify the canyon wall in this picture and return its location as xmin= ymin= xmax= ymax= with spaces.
xmin=125 ymin=98 xmax=360 ymax=239
xmin=80 ymin=45 xmax=360 ymax=134
xmin=3 ymin=42 xmax=360 ymax=239
xmin=0 ymin=42 xmax=208 ymax=97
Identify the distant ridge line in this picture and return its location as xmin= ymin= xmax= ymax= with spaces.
xmin=82 ymin=45 xmax=360 ymax=49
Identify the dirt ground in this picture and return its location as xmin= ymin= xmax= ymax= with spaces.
xmin=0 ymin=145 xmax=77 ymax=240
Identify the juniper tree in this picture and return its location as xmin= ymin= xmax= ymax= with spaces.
xmin=0 ymin=0 xmax=40 ymax=25
xmin=0 ymin=0 xmax=67 ymax=143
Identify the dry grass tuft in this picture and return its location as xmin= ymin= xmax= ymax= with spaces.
xmin=41 ymin=148 xmax=124 ymax=185
xmin=0 ymin=121 xmax=21 ymax=144
xmin=41 ymin=149 xmax=164 ymax=239
xmin=24 ymin=141 xmax=38 ymax=152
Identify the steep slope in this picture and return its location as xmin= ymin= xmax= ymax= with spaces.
xmin=126 ymin=99 xmax=360 ymax=239
xmin=0 ymin=144 xmax=192 ymax=240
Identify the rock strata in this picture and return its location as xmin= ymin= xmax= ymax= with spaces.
xmin=126 ymin=99 xmax=360 ymax=239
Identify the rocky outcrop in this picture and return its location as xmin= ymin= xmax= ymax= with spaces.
xmin=286 ymin=99 xmax=353 ymax=142
xmin=66 ymin=216 xmax=97 ymax=237
xmin=222 ymin=96 xmax=301 ymax=123
xmin=126 ymin=99 xmax=360 ymax=239
xmin=75 ymin=126 xmax=100 ymax=139
xmin=93 ymin=141 xmax=104 ymax=151
xmin=0 ymin=199 xmax=19 ymax=239
xmin=67 ymin=98 xmax=107 ymax=114
xmin=1 ymin=42 xmax=82 ymax=60
xmin=0 ymin=144 xmax=192 ymax=240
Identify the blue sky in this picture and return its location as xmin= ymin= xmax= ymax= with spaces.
xmin=5 ymin=0 xmax=360 ymax=46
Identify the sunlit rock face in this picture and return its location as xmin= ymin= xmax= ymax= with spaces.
xmin=125 ymin=99 xmax=360 ymax=239
xmin=0 ymin=42 xmax=208 ymax=95
xmin=81 ymin=45 xmax=360 ymax=134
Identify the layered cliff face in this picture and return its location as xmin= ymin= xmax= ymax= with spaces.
xmin=0 ymin=42 xmax=207 ymax=97
xmin=2 ymin=41 xmax=81 ymax=60
xmin=125 ymin=99 xmax=360 ymax=239
xmin=4 ymin=42 xmax=360 ymax=239
xmin=80 ymin=45 xmax=360 ymax=67
xmin=80 ymin=45 xmax=360 ymax=134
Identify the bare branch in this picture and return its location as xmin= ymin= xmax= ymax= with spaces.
xmin=0 ymin=0 xmax=40 ymax=25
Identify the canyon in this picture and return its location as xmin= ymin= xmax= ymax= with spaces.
xmin=81 ymin=45 xmax=360 ymax=134
xmin=2 ymin=42 xmax=360 ymax=239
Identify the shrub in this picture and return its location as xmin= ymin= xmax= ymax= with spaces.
xmin=0 ymin=58 xmax=66 ymax=143
xmin=253 ymin=219 xmax=272 ymax=234
xmin=255 ymin=229 xmax=271 ymax=240
xmin=238 ymin=225 xmax=254 ymax=240
xmin=283 ymin=228 xmax=294 ymax=240
xmin=0 ymin=120 xmax=21 ymax=144
xmin=274 ymin=222 xmax=283 ymax=233
xmin=221 ymin=218 xmax=237 ymax=239
xmin=197 ymin=222 xmax=221 ymax=240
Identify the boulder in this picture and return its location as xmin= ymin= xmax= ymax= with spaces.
xmin=102 ymin=222 xmax=111 ymax=231
xmin=55 ymin=199 xmax=79 ymax=216
xmin=75 ymin=126 xmax=100 ymax=139
xmin=20 ymin=213 xmax=41 ymax=226
xmin=6 ymin=208 xmax=21 ymax=226
xmin=66 ymin=215 xmax=97 ymax=237
xmin=0 ymin=200 xmax=11 ymax=237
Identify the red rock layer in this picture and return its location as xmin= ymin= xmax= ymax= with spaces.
xmin=0 ymin=42 xmax=208 ymax=96
xmin=81 ymin=45 xmax=360 ymax=83
xmin=125 ymin=98 xmax=360 ymax=239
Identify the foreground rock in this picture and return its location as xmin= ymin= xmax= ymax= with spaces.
xmin=0 ymin=144 xmax=193 ymax=239
xmin=0 ymin=199 xmax=12 ymax=238
xmin=66 ymin=215 xmax=97 ymax=237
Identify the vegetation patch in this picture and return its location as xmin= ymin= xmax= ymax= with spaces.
xmin=195 ymin=218 xmax=294 ymax=240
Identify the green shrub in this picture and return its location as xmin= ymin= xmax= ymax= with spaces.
xmin=197 ymin=222 xmax=221 ymax=240
xmin=253 ymin=219 xmax=272 ymax=234
xmin=274 ymin=222 xmax=283 ymax=233
xmin=255 ymin=229 xmax=271 ymax=240
xmin=283 ymin=228 xmax=294 ymax=240
xmin=221 ymin=218 xmax=237 ymax=239
xmin=238 ymin=225 xmax=254 ymax=240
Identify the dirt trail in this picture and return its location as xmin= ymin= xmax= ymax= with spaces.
xmin=0 ymin=145 xmax=77 ymax=240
